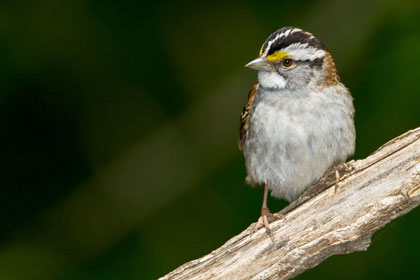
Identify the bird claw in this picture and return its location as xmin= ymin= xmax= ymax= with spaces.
xmin=321 ymin=162 xmax=350 ymax=193
xmin=254 ymin=207 xmax=283 ymax=239
xmin=333 ymin=162 xmax=349 ymax=193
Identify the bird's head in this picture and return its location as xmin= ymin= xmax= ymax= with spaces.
xmin=246 ymin=26 xmax=339 ymax=91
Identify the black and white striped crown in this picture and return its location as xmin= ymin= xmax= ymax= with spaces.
xmin=260 ymin=27 xmax=327 ymax=61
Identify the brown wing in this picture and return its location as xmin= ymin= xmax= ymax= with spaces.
xmin=239 ymin=83 xmax=259 ymax=150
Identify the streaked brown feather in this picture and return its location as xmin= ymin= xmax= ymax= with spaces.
xmin=239 ymin=83 xmax=259 ymax=150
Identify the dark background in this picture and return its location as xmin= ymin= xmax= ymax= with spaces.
xmin=1 ymin=0 xmax=420 ymax=279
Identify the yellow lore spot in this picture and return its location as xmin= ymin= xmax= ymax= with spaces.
xmin=266 ymin=51 xmax=289 ymax=62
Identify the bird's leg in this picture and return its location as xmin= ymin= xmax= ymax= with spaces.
xmin=332 ymin=162 xmax=349 ymax=193
xmin=320 ymin=161 xmax=350 ymax=192
xmin=333 ymin=166 xmax=340 ymax=193
xmin=254 ymin=185 xmax=282 ymax=235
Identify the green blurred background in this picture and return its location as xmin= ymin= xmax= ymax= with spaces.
xmin=1 ymin=0 xmax=420 ymax=279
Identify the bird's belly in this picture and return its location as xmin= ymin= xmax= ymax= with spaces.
xmin=243 ymin=100 xmax=354 ymax=201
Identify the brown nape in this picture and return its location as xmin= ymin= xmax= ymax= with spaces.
xmin=321 ymin=52 xmax=340 ymax=88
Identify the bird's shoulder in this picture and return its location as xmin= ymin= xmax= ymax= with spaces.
xmin=239 ymin=83 xmax=259 ymax=150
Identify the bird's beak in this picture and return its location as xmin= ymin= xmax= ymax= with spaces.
xmin=245 ymin=57 xmax=273 ymax=71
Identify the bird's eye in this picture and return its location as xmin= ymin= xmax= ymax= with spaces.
xmin=282 ymin=58 xmax=294 ymax=68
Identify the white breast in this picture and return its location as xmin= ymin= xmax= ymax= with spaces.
xmin=243 ymin=85 xmax=355 ymax=201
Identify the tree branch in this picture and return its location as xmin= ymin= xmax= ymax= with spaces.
xmin=160 ymin=127 xmax=420 ymax=280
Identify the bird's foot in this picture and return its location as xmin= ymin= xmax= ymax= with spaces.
xmin=254 ymin=207 xmax=283 ymax=238
xmin=329 ymin=162 xmax=350 ymax=193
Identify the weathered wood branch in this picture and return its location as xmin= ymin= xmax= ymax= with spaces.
xmin=160 ymin=127 xmax=420 ymax=280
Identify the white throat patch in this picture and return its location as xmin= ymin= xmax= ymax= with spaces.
xmin=258 ymin=71 xmax=287 ymax=89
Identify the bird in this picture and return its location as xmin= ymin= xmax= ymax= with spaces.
xmin=239 ymin=26 xmax=355 ymax=233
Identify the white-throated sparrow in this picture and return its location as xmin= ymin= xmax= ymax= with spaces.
xmin=239 ymin=26 xmax=355 ymax=233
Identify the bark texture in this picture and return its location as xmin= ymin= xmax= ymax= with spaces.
xmin=160 ymin=127 xmax=420 ymax=280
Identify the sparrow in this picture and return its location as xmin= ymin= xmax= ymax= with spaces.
xmin=239 ymin=26 xmax=355 ymax=233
